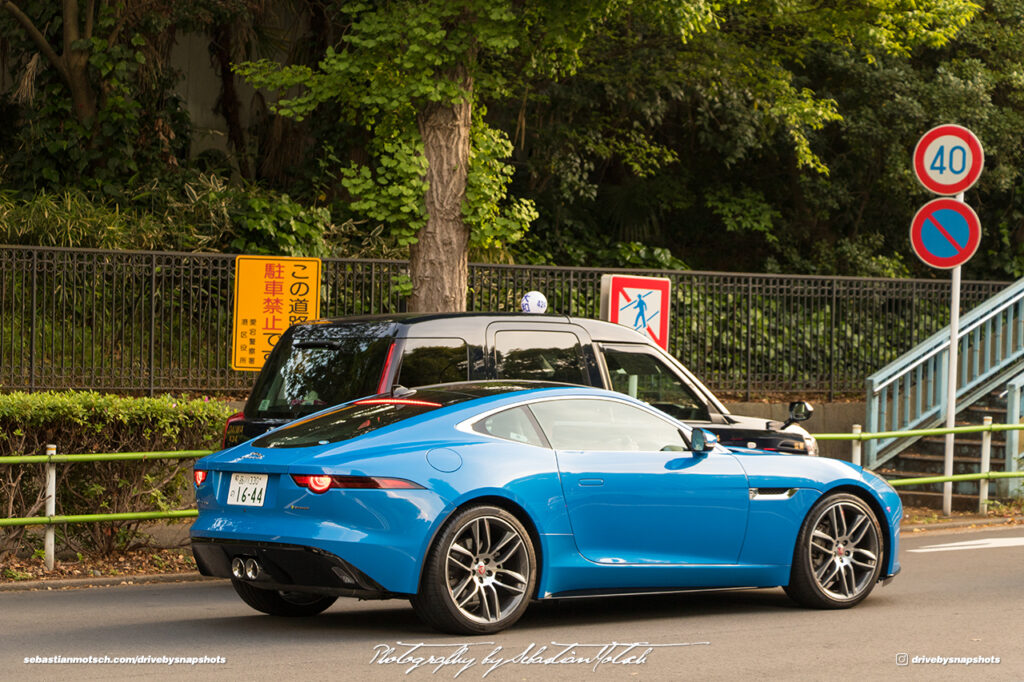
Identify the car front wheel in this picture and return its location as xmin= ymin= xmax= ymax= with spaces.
xmin=412 ymin=505 xmax=537 ymax=634
xmin=784 ymin=493 xmax=884 ymax=608
xmin=231 ymin=579 xmax=337 ymax=617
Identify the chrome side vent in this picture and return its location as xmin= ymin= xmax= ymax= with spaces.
xmin=749 ymin=488 xmax=797 ymax=500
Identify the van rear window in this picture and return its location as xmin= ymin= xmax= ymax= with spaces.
xmin=246 ymin=337 xmax=391 ymax=419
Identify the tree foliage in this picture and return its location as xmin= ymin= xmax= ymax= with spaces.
xmin=10 ymin=0 xmax=1024 ymax=287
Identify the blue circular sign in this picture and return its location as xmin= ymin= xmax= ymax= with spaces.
xmin=909 ymin=198 xmax=981 ymax=269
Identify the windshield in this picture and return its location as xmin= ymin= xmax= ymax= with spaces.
xmin=246 ymin=335 xmax=392 ymax=419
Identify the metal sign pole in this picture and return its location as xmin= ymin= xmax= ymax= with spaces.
xmin=943 ymin=265 xmax=960 ymax=515
xmin=942 ymin=191 xmax=966 ymax=516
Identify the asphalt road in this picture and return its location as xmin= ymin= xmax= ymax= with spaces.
xmin=2 ymin=525 xmax=1021 ymax=681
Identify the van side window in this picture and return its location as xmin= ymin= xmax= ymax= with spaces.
xmin=600 ymin=345 xmax=710 ymax=422
xmin=397 ymin=338 xmax=469 ymax=386
xmin=494 ymin=331 xmax=588 ymax=385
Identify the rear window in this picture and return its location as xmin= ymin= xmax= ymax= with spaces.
xmin=253 ymin=397 xmax=447 ymax=449
xmin=252 ymin=384 xmax=551 ymax=448
xmin=246 ymin=336 xmax=392 ymax=419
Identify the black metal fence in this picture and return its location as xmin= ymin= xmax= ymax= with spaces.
xmin=0 ymin=245 xmax=1011 ymax=398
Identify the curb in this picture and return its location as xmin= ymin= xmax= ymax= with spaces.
xmin=903 ymin=515 xmax=1024 ymax=533
xmin=0 ymin=572 xmax=222 ymax=593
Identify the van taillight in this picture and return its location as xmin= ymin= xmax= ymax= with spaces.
xmin=222 ymin=412 xmax=245 ymax=448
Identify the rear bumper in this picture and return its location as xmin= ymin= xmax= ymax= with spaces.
xmin=191 ymin=538 xmax=399 ymax=599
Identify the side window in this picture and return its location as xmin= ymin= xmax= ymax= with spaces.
xmin=494 ymin=331 xmax=588 ymax=384
xmin=601 ymin=345 xmax=710 ymax=422
xmin=472 ymin=406 xmax=547 ymax=448
xmin=529 ymin=399 xmax=687 ymax=452
xmin=397 ymin=338 xmax=469 ymax=387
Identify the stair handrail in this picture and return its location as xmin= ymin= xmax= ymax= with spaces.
xmin=865 ymin=277 xmax=1024 ymax=468
xmin=869 ymin=277 xmax=1024 ymax=392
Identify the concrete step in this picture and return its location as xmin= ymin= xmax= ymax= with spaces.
xmin=894 ymin=452 xmax=1006 ymax=470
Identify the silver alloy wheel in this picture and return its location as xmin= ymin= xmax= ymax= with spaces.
xmin=444 ymin=515 xmax=530 ymax=625
xmin=808 ymin=499 xmax=880 ymax=601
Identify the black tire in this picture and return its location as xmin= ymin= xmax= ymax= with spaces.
xmin=784 ymin=493 xmax=884 ymax=609
xmin=412 ymin=505 xmax=537 ymax=634
xmin=231 ymin=579 xmax=337 ymax=617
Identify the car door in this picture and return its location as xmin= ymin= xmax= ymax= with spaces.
xmin=528 ymin=397 xmax=750 ymax=565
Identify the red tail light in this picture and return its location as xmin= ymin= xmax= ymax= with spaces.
xmin=222 ymin=411 xmax=245 ymax=448
xmin=290 ymin=474 xmax=423 ymax=493
xmin=194 ymin=470 xmax=208 ymax=486
xmin=353 ymin=398 xmax=442 ymax=407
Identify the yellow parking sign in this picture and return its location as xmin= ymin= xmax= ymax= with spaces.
xmin=232 ymin=255 xmax=321 ymax=371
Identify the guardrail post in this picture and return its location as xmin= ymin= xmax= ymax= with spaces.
xmin=979 ymin=417 xmax=992 ymax=514
xmin=851 ymin=424 xmax=862 ymax=466
xmin=44 ymin=443 xmax=56 ymax=571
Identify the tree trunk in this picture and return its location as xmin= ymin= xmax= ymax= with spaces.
xmin=211 ymin=23 xmax=252 ymax=179
xmin=65 ymin=50 xmax=96 ymax=122
xmin=409 ymin=65 xmax=472 ymax=313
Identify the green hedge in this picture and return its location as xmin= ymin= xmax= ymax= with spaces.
xmin=0 ymin=392 xmax=233 ymax=559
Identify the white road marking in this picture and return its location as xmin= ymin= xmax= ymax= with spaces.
xmin=908 ymin=536 xmax=1024 ymax=553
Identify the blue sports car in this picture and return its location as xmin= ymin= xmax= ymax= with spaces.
xmin=190 ymin=382 xmax=901 ymax=634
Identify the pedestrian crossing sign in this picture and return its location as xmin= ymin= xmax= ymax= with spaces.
xmin=599 ymin=274 xmax=671 ymax=349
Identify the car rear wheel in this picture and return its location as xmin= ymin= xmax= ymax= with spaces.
xmin=412 ymin=505 xmax=536 ymax=634
xmin=784 ymin=493 xmax=883 ymax=608
xmin=231 ymin=579 xmax=337 ymax=617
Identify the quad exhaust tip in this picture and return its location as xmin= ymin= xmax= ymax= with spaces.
xmin=244 ymin=557 xmax=261 ymax=581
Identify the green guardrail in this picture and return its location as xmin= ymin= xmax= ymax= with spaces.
xmin=888 ymin=470 xmax=1024 ymax=487
xmin=813 ymin=422 xmax=1024 ymax=441
xmin=1 ymin=447 xmax=213 ymax=569
xmin=1 ymin=450 xmax=213 ymax=465
xmin=0 ymin=509 xmax=198 ymax=528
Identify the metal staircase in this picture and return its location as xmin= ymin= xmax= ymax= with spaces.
xmin=864 ymin=277 xmax=1024 ymax=501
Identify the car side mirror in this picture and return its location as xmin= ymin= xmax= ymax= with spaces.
xmin=782 ymin=401 xmax=813 ymax=429
xmin=689 ymin=428 xmax=716 ymax=454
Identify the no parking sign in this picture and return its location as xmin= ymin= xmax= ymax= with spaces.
xmin=909 ymin=198 xmax=981 ymax=270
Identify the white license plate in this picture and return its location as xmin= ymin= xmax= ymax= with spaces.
xmin=227 ymin=473 xmax=268 ymax=507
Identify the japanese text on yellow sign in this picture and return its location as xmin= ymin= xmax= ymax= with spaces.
xmin=232 ymin=255 xmax=321 ymax=371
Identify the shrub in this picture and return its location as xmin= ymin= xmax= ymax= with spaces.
xmin=0 ymin=391 xmax=232 ymax=559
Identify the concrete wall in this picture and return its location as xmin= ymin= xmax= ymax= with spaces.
xmin=723 ymin=401 xmax=866 ymax=461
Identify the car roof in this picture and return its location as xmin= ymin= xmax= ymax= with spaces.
xmin=296 ymin=312 xmax=647 ymax=343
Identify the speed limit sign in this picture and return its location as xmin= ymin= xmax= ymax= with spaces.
xmin=913 ymin=124 xmax=984 ymax=196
